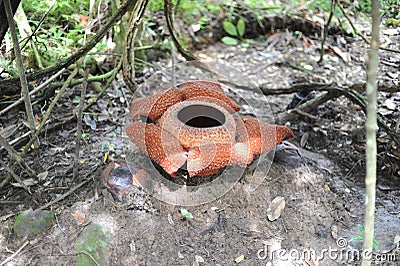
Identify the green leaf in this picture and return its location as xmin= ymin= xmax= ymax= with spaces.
xmin=350 ymin=235 xmax=363 ymax=242
xmin=180 ymin=208 xmax=193 ymax=219
xmin=236 ymin=18 xmax=245 ymax=37
xmin=221 ymin=36 xmax=239 ymax=46
xmin=146 ymin=26 xmax=157 ymax=37
xmin=373 ymin=240 xmax=380 ymax=250
xmin=73 ymin=96 xmax=81 ymax=104
xmin=241 ymin=42 xmax=250 ymax=48
xmin=386 ymin=18 xmax=399 ymax=26
xmin=358 ymin=224 xmax=365 ymax=232
xmin=223 ymin=21 xmax=238 ymax=36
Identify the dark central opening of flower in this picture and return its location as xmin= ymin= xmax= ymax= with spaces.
xmin=178 ymin=104 xmax=225 ymax=128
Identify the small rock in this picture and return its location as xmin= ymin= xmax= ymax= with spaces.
xmin=75 ymin=223 xmax=109 ymax=266
xmin=193 ymin=254 xmax=204 ymax=266
xmin=331 ymin=225 xmax=339 ymax=239
xmin=315 ymin=230 xmax=328 ymax=238
xmin=267 ymin=196 xmax=286 ymax=221
xmin=178 ymin=251 xmax=184 ymax=259
xmin=13 ymin=208 xmax=55 ymax=238
xmin=303 ymin=64 xmax=313 ymax=71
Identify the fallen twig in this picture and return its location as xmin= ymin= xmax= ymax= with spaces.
xmin=0 ymin=131 xmax=30 ymax=153
xmin=38 ymin=171 xmax=94 ymax=211
xmin=0 ymin=175 xmax=12 ymax=190
xmin=0 ymin=159 xmax=31 ymax=193
xmin=292 ymin=109 xmax=318 ymax=120
xmin=78 ymin=251 xmax=101 ymax=266
xmin=0 ymin=0 xmax=137 ymax=91
xmin=22 ymin=60 xmax=83 ymax=154
xmin=274 ymin=83 xmax=400 ymax=147
xmin=0 ymin=240 xmax=30 ymax=266
xmin=0 ymin=134 xmax=35 ymax=177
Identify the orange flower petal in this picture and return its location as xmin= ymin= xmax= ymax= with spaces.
xmin=130 ymin=88 xmax=182 ymax=121
xmin=179 ymin=80 xmax=240 ymax=112
xmin=126 ymin=122 xmax=187 ymax=176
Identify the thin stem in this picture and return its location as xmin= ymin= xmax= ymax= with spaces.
xmin=4 ymin=0 xmax=38 ymax=147
xmin=361 ymin=0 xmax=380 ymax=265
xmin=319 ymin=0 xmax=336 ymax=62
xmin=22 ymin=60 xmax=82 ymax=155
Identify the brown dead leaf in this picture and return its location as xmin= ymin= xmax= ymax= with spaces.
xmin=391 ymin=147 xmax=400 ymax=157
xmin=354 ymin=145 xmax=365 ymax=153
xmin=350 ymin=104 xmax=362 ymax=111
xmin=300 ymin=132 xmax=309 ymax=148
xmin=34 ymin=114 xmax=41 ymax=127
xmin=302 ymin=35 xmax=310 ymax=48
xmin=377 ymin=137 xmax=389 ymax=144
xmin=328 ymin=45 xmax=351 ymax=63
xmin=79 ymin=14 xmax=89 ymax=26
xmin=73 ymin=211 xmax=86 ymax=224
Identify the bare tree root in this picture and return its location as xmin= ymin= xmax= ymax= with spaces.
xmin=274 ymin=83 xmax=400 ymax=148
xmin=260 ymin=81 xmax=400 ymax=94
xmin=163 ymin=0 xmax=234 ymax=84
xmin=0 ymin=68 xmax=67 ymax=116
xmin=164 ymin=0 xmax=198 ymax=62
